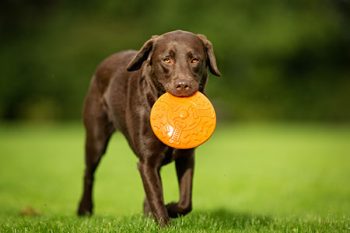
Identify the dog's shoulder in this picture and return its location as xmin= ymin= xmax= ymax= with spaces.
xmin=94 ymin=50 xmax=137 ymax=94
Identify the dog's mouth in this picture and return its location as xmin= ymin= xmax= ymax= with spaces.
xmin=167 ymin=88 xmax=198 ymax=97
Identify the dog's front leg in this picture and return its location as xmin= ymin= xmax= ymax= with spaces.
xmin=166 ymin=149 xmax=194 ymax=218
xmin=138 ymin=159 xmax=169 ymax=226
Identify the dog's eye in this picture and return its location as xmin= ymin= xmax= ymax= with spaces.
xmin=163 ymin=57 xmax=172 ymax=64
xmin=191 ymin=58 xmax=199 ymax=64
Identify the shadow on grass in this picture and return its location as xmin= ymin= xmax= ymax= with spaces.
xmin=175 ymin=208 xmax=273 ymax=231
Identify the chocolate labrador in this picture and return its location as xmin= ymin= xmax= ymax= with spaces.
xmin=77 ymin=30 xmax=221 ymax=226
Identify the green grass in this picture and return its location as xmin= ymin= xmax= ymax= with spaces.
xmin=0 ymin=123 xmax=349 ymax=232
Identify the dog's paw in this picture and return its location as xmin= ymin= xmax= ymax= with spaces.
xmin=165 ymin=202 xmax=192 ymax=218
xmin=165 ymin=202 xmax=179 ymax=218
xmin=77 ymin=202 xmax=93 ymax=216
xmin=77 ymin=209 xmax=92 ymax=216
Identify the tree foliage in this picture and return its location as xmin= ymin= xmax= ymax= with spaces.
xmin=0 ymin=0 xmax=349 ymax=122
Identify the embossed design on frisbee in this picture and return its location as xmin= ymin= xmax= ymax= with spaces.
xmin=150 ymin=92 xmax=216 ymax=149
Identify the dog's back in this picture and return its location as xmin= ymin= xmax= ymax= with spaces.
xmin=90 ymin=50 xmax=137 ymax=98
xmin=83 ymin=51 xmax=139 ymax=134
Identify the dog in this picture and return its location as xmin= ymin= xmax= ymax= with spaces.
xmin=77 ymin=30 xmax=221 ymax=226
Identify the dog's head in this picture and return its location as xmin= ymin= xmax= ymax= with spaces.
xmin=127 ymin=30 xmax=221 ymax=97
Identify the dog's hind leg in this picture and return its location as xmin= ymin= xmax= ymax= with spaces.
xmin=77 ymin=81 xmax=115 ymax=216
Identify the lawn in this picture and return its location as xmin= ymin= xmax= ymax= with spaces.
xmin=0 ymin=123 xmax=349 ymax=232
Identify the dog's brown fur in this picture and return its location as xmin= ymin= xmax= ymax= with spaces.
xmin=77 ymin=30 xmax=220 ymax=226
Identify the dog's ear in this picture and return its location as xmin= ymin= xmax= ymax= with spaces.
xmin=127 ymin=36 xmax=158 ymax=71
xmin=197 ymin=34 xmax=221 ymax=77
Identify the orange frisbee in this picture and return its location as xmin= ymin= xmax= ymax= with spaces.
xmin=150 ymin=92 xmax=216 ymax=149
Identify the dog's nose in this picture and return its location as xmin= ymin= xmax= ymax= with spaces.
xmin=175 ymin=80 xmax=191 ymax=92
xmin=171 ymin=79 xmax=197 ymax=97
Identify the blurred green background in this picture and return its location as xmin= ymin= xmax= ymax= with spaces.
xmin=1 ymin=1 xmax=350 ymax=231
xmin=1 ymin=0 xmax=349 ymax=123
